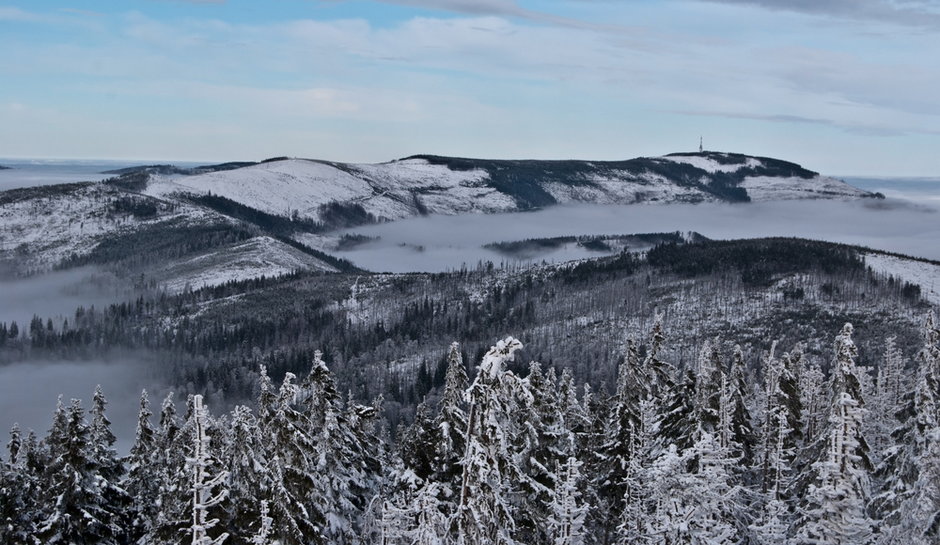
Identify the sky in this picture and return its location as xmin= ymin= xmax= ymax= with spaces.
xmin=1 ymin=0 xmax=939 ymax=176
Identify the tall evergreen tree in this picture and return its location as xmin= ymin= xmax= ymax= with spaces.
xmin=90 ymin=386 xmax=130 ymax=542
xmin=125 ymin=390 xmax=160 ymax=542
xmin=547 ymin=457 xmax=589 ymax=545
xmin=257 ymin=368 xmax=322 ymax=545
xmin=37 ymin=398 xmax=124 ymax=544
xmin=453 ymin=337 xmax=527 ymax=545
xmin=793 ymin=323 xmax=873 ymax=545
xmin=873 ymin=312 xmax=940 ymax=532
xmin=727 ymin=345 xmax=758 ymax=471
xmin=1 ymin=423 xmax=38 ymax=544
xmin=222 ymin=405 xmax=268 ymax=545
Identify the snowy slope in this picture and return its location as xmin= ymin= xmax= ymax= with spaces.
xmin=864 ymin=252 xmax=940 ymax=306
xmin=146 ymin=157 xmax=513 ymax=222
xmin=741 ymin=175 xmax=870 ymax=201
xmin=155 ymin=235 xmax=337 ymax=293
xmin=0 ymin=181 xmax=343 ymax=286
xmin=142 ymin=152 xmax=877 ymax=226
xmin=0 ymin=183 xmax=225 ymax=272
xmin=661 ymin=154 xmax=762 ymax=173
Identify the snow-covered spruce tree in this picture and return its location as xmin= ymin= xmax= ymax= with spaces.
xmin=594 ymin=339 xmax=648 ymax=543
xmin=727 ymin=345 xmax=758 ymax=473
xmin=645 ymin=428 xmax=741 ymax=545
xmin=657 ymin=365 xmax=698 ymax=454
xmin=147 ymin=393 xmax=198 ymax=545
xmin=616 ymin=398 xmax=657 ymax=545
xmin=793 ymin=323 xmax=874 ymax=545
xmin=880 ymin=425 xmax=940 ymax=545
xmin=188 ymin=394 xmax=229 ymax=545
xmin=660 ymin=338 xmax=730 ymax=456
xmin=642 ymin=317 xmax=676 ymax=400
xmin=363 ymin=452 xmax=418 ymax=545
xmin=1 ymin=423 xmax=38 ymax=544
xmin=878 ymin=336 xmax=909 ymax=422
xmin=256 ymin=367 xmax=322 ymax=545
xmin=436 ymin=341 xmax=469 ymax=484
xmin=872 ymin=311 xmax=940 ymax=533
xmin=515 ymin=361 xmax=571 ymax=544
xmin=750 ymin=410 xmax=794 ymax=545
xmin=695 ymin=339 xmax=724 ymax=432
xmin=758 ymin=344 xmax=802 ymax=497
xmin=547 ymin=457 xmax=589 ymax=545
xmin=398 ymin=401 xmax=439 ymax=481
xmin=558 ymin=368 xmax=590 ymax=447
xmin=307 ymin=351 xmax=383 ymax=545
xmin=410 ymin=481 xmax=449 ymax=545
xmin=36 ymin=398 xmax=125 ymax=544
xmin=453 ymin=337 xmax=527 ymax=545
xmin=90 ymin=385 xmax=131 ymax=541
xmin=395 ymin=341 xmax=471 ymax=529
xmin=249 ymin=500 xmax=273 ymax=545
xmin=345 ymin=394 xmax=385 ymax=541
xmin=799 ymin=357 xmax=827 ymax=445
xmin=124 ymin=390 xmax=160 ymax=542
xmin=867 ymin=336 xmax=908 ymax=461
xmin=221 ymin=404 xmax=268 ymax=544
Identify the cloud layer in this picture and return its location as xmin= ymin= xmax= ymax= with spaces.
xmin=0 ymin=1 xmax=937 ymax=174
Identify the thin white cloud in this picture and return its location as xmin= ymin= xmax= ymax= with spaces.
xmin=697 ymin=0 xmax=940 ymax=29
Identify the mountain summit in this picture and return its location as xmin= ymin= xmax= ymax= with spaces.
xmin=141 ymin=151 xmax=878 ymax=227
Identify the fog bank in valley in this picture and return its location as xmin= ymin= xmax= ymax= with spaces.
xmin=0 ymin=268 xmax=133 ymax=329
xmin=0 ymin=356 xmax=169 ymax=454
xmin=338 ymin=198 xmax=940 ymax=273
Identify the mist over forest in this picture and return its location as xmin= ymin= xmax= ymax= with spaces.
xmin=338 ymin=198 xmax=940 ymax=273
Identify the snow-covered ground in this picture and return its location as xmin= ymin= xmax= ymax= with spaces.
xmin=155 ymin=235 xmax=337 ymax=293
xmin=661 ymin=154 xmax=762 ymax=173
xmin=741 ymin=175 xmax=870 ymax=201
xmin=0 ymin=184 xmax=223 ymax=271
xmin=145 ymin=157 xmax=508 ymax=222
xmin=864 ymin=252 xmax=940 ymax=306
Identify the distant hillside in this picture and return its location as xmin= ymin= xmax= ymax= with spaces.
xmin=141 ymin=151 xmax=878 ymax=229
xmin=0 ymin=150 xmax=880 ymax=283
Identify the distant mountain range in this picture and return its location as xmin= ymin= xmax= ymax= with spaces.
xmin=0 ymin=151 xmax=882 ymax=288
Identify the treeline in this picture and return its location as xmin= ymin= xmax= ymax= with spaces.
xmin=647 ymin=237 xmax=866 ymax=285
xmin=3 ymin=316 xmax=939 ymax=544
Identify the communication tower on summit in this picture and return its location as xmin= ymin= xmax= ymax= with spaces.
xmin=699 ymin=136 xmax=703 ymax=153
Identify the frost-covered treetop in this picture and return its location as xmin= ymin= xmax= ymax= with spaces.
xmin=477 ymin=337 xmax=523 ymax=381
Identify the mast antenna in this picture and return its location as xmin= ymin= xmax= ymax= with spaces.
xmin=699 ymin=136 xmax=703 ymax=153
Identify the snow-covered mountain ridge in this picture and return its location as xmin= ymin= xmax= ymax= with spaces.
xmin=142 ymin=151 xmax=878 ymax=226
xmin=0 ymin=151 xmax=879 ymax=288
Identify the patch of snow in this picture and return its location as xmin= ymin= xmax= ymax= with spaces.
xmin=864 ymin=253 xmax=940 ymax=306
xmin=741 ymin=175 xmax=869 ymax=201
xmin=157 ymin=236 xmax=337 ymax=293
xmin=660 ymin=155 xmax=761 ymax=173
xmin=0 ymin=183 xmax=225 ymax=271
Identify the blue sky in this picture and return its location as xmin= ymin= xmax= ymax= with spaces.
xmin=1 ymin=0 xmax=939 ymax=175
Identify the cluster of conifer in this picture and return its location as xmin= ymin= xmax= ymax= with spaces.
xmin=2 ymin=314 xmax=938 ymax=544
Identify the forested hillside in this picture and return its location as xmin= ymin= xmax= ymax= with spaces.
xmin=2 ymin=313 xmax=939 ymax=544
